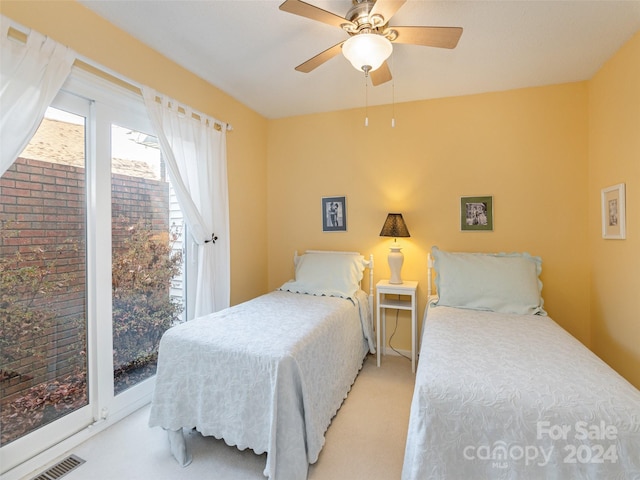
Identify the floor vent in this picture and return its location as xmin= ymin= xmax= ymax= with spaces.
xmin=31 ymin=454 xmax=85 ymax=480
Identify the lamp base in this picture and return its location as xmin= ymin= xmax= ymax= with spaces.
xmin=388 ymin=245 xmax=404 ymax=284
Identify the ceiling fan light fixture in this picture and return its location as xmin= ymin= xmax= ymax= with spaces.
xmin=342 ymin=33 xmax=392 ymax=73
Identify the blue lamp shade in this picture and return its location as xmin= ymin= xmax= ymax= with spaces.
xmin=379 ymin=213 xmax=410 ymax=284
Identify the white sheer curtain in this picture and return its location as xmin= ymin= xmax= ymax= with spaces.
xmin=0 ymin=16 xmax=75 ymax=176
xmin=142 ymin=86 xmax=230 ymax=318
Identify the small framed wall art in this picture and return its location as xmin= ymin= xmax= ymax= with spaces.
xmin=601 ymin=183 xmax=626 ymax=239
xmin=322 ymin=196 xmax=347 ymax=232
xmin=460 ymin=196 xmax=493 ymax=231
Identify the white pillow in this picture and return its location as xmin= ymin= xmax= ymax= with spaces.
xmin=278 ymin=251 xmax=366 ymax=299
xmin=432 ymin=246 xmax=546 ymax=315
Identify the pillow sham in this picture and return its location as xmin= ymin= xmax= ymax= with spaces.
xmin=278 ymin=251 xmax=366 ymax=299
xmin=432 ymin=246 xmax=546 ymax=315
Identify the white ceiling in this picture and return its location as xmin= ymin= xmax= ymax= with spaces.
xmin=78 ymin=0 xmax=640 ymax=119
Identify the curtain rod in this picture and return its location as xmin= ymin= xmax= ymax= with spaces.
xmin=7 ymin=25 xmax=233 ymax=132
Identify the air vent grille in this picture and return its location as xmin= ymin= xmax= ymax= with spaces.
xmin=31 ymin=454 xmax=85 ymax=480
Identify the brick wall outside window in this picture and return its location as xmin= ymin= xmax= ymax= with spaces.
xmin=1 ymin=157 xmax=169 ymax=402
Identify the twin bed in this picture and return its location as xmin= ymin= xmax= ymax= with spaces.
xmin=149 ymin=246 xmax=640 ymax=480
xmin=402 ymin=247 xmax=640 ymax=479
xmin=148 ymin=250 xmax=375 ymax=480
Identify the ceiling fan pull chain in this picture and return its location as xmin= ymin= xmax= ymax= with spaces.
xmin=364 ymin=74 xmax=369 ymax=127
xmin=391 ymin=57 xmax=396 ymax=128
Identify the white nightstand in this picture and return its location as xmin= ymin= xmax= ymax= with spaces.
xmin=376 ymin=279 xmax=419 ymax=373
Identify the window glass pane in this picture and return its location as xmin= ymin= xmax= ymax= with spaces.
xmin=110 ymin=125 xmax=185 ymax=395
xmin=1 ymin=108 xmax=88 ymax=445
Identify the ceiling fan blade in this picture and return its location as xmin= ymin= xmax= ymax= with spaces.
xmin=370 ymin=0 xmax=406 ymax=24
xmin=370 ymin=61 xmax=392 ymax=86
xmin=279 ymin=0 xmax=354 ymax=29
xmin=392 ymin=26 xmax=463 ymax=49
xmin=295 ymin=41 xmax=345 ymax=73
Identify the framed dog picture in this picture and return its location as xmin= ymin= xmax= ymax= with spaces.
xmin=460 ymin=196 xmax=493 ymax=231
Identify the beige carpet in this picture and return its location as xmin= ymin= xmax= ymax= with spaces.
xmin=39 ymin=354 xmax=415 ymax=480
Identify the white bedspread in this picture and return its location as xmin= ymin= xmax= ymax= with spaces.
xmin=402 ymin=306 xmax=640 ymax=480
xmin=149 ymin=289 xmax=374 ymax=480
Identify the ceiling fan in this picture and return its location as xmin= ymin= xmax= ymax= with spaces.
xmin=279 ymin=0 xmax=463 ymax=86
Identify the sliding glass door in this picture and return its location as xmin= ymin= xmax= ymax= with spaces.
xmin=110 ymin=123 xmax=184 ymax=400
xmin=0 ymin=74 xmax=185 ymax=476
xmin=0 ymin=95 xmax=93 ymax=473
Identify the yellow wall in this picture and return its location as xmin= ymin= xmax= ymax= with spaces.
xmin=0 ymin=0 xmax=269 ymax=306
xmin=589 ymin=31 xmax=640 ymax=389
xmin=268 ymin=83 xmax=591 ymax=351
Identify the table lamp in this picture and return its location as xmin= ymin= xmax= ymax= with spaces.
xmin=379 ymin=213 xmax=410 ymax=284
